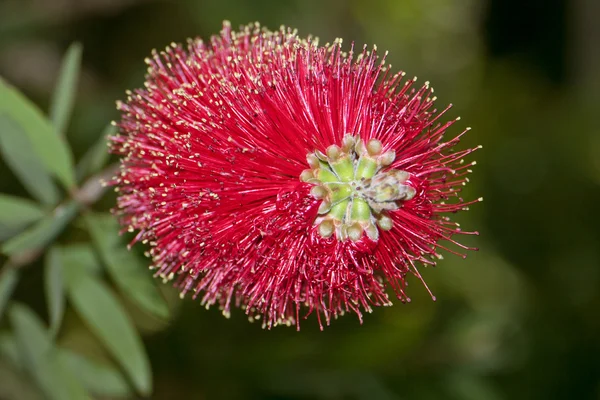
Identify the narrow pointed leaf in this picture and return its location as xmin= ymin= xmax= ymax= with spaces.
xmin=45 ymin=247 xmax=65 ymax=336
xmin=1 ymin=201 xmax=79 ymax=256
xmin=49 ymin=43 xmax=82 ymax=136
xmin=63 ymin=266 xmax=152 ymax=395
xmin=0 ymin=268 xmax=19 ymax=321
xmin=0 ymin=77 xmax=76 ymax=188
xmin=0 ymin=333 xmax=46 ymax=400
xmin=76 ymin=124 xmax=114 ymax=182
xmin=58 ymin=349 xmax=131 ymax=397
xmin=0 ymin=194 xmax=45 ymax=241
xmin=0 ymin=114 xmax=59 ymax=205
xmin=85 ymin=213 xmax=169 ymax=319
xmin=0 ymin=194 xmax=45 ymax=227
xmin=8 ymin=303 xmax=90 ymax=400
xmin=60 ymin=243 xmax=102 ymax=275
xmin=0 ymin=333 xmax=22 ymax=368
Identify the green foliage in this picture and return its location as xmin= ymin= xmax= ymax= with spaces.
xmin=86 ymin=213 xmax=170 ymax=319
xmin=0 ymin=269 xmax=18 ymax=321
xmin=57 ymin=349 xmax=131 ymax=397
xmin=44 ymin=247 xmax=65 ymax=337
xmin=60 ymin=243 xmax=103 ymax=276
xmin=49 ymin=42 xmax=83 ymax=137
xmin=63 ymin=265 xmax=152 ymax=396
xmin=0 ymin=115 xmax=60 ymax=205
xmin=0 ymin=194 xmax=45 ymax=240
xmin=0 ymin=78 xmax=76 ymax=189
xmin=0 ymin=44 xmax=168 ymax=398
xmin=8 ymin=303 xmax=90 ymax=400
xmin=0 ymin=333 xmax=21 ymax=368
xmin=1 ymin=201 xmax=79 ymax=255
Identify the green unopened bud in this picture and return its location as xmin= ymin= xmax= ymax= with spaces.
xmin=318 ymin=200 xmax=332 ymax=214
xmin=355 ymin=157 xmax=377 ymax=180
xmin=316 ymin=168 xmax=338 ymax=183
xmin=365 ymin=222 xmax=379 ymax=241
xmin=327 ymin=183 xmax=352 ymax=203
xmin=377 ymin=215 xmax=393 ymax=231
xmin=341 ymin=134 xmax=355 ymax=152
xmin=326 ymin=144 xmax=341 ymax=161
xmin=302 ymin=134 xmax=416 ymax=241
xmin=378 ymin=150 xmax=395 ymax=167
xmin=329 ymin=200 xmax=349 ymax=221
xmin=351 ymin=198 xmax=371 ymax=222
xmin=300 ymin=169 xmax=315 ymax=182
xmin=354 ymin=138 xmax=367 ymax=156
xmin=310 ymin=186 xmax=328 ymax=199
xmin=318 ymin=220 xmax=334 ymax=238
xmin=330 ymin=157 xmax=354 ymax=181
xmin=346 ymin=222 xmax=363 ymax=242
xmin=307 ymin=153 xmax=320 ymax=169
xmin=367 ymin=139 xmax=382 ymax=155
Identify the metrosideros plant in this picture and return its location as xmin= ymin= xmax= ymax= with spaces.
xmin=111 ymin=21 xmax=482 ymax=330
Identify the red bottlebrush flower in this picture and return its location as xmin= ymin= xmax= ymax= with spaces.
xmin=111 ymin=21 xmax=481 ymax=329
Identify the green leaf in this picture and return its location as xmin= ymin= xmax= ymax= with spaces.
xmin=0 ymin=194 xmax=46 ymax=240
xmin=0 ymin=77 xmax=76 ymax=188
xmin=61 ymin=243 xmax=102 ymax=276
xmin=0 ymin=114 xmax=60 ymax=205
xmin=45 ymin=247 xmax=65 ymax=337
xmin=0 ymin=194 xmax=46 ymax=226
xmin=85 ymin=213 xmax=169 ymax=319
xmin=0 ymin=333 xmax=22 ymax=369
xmin=76 ymin=124 xmax=114 ymax=182
xmin=58 ymin=349 xmax=131 ymax=397
xmin=0 ymin=268 xmax=19 ymax=321
xmin=1 ymin=200 xmax=79 ymax=256
xmin=0 ymin=360 xmax=46 ymax=400
xmin=49 ymin=43 xmax=82 ymax=137
xmin=63 ymin=266 xmax=152 ymax=396
xmin=0 ymin=333 xmax=47 ymax=400
xmin=8 ymin=303 xmax=90 ymax=400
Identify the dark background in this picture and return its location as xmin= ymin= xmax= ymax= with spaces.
xmin=1 ymin=0 xmax=599 ymax=399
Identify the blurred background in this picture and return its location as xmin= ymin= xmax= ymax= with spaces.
xmin=0 ymin=0 xmax=599 ymax=399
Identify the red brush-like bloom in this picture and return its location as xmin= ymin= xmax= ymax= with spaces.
xmin=111 ymin=21 xmax=481 ymax=329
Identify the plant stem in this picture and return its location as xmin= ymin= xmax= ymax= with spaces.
xmin=1 ymin=163 xmax=119 ymax=270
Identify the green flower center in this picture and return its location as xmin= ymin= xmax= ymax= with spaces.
xmin=301 ymin=134 xmax=416 ymax=242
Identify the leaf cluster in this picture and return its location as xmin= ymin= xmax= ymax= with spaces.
xmin=0 ymin=44 xmax=170 ymax=399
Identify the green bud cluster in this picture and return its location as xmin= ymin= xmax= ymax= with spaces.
xmin=301 ymin=134 xmax=416 ymax=242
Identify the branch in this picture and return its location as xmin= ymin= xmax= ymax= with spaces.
xmin=1 ymin=163 xmax=118 ymax=270
xmin=71 ymin=163 xmax=119 ymax=206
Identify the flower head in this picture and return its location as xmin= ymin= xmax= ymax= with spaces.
xmin=111 ymin=21 xmax=481 ymax=329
